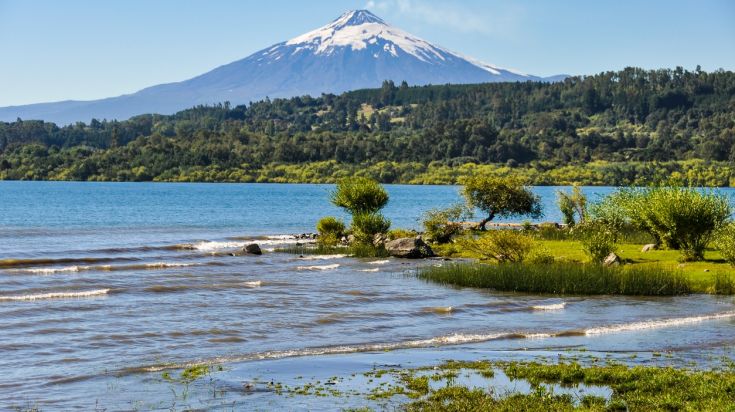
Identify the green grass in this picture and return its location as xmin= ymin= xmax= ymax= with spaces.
xmin=540 ymin=240 xmax=735 ymax=293
xmin=417 ymin=262 xmax=691 ymax=296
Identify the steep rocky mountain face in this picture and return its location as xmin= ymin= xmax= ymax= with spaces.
xmin=0 ymin=10 xmax=559 ymax=124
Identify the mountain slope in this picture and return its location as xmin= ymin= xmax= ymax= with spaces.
xmin=0 ymin=10 xmax=562 ymax=125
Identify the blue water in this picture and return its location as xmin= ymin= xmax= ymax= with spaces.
xmin=1 ymin=181 xmax=734 ymax=411
xmin=0 ymin=181 xmax=616 ymax=258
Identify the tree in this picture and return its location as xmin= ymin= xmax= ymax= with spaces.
xmin=329 ymin=177 xmax=391 ymax=245
xmin=462 ymin=176 xmax=542 ymax=230
xmin=330 ymin=177 xmax=389 ymax=215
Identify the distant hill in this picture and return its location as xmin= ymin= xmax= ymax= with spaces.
xmin=0 ymin=10 xmax=564 ymax=125
xmin=1 ymin=67 xmax=733 ymax=186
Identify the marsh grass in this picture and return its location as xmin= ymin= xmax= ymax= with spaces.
xmin=417 ymin=262 xmax=690 ymax=296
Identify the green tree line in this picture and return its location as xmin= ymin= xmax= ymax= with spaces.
xmin=0 ymin=66 xmax=733 ymax=184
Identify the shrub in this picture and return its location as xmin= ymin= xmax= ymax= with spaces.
xmin=352 ymin=212 xmax=391 ymax=244
xmin=459 ymin=230 xmax=535 ymax=263
xmin=715 ymin=223 xmax=735 ymax=267
xmin=462 ymin=175 xmax=542 ymax=230
xmin=613 ymin=187 xmax=731 ymax=261
xmin=421 ymin=204 xmax=468 ymax=244
xmin=527 ymin=246 xmax=555 ymax=264
xmin=577 ymin=221 xmax=617 ymax=264
xmin=556 ymin=184 xmax=587 ymax=226
xmin=330 ymin=177 xmax=389 ymax=215
xmin=316 ymin=216 xmax=345 ymax=246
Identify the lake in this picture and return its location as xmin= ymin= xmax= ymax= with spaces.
xmin=1 ymin=181 xmax=734 ymax=410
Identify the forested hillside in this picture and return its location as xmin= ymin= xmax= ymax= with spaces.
xmin=1 ymin=67 xmax=734 ymax=185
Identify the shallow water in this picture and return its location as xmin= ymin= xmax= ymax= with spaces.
xmin=1 ymin=182 xmax=734 ymax=410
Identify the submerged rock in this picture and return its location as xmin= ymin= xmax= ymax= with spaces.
xmin=603 ymin=252 xmax=621 ymax=267
xmin=244 ymin=243 xmax=262 ymax=255
xmin=385 ymin=236 xmax=434 ymax=259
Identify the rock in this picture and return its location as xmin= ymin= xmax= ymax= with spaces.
xmin=641 ymin=244 xmax=657 ymax=252
xmin=373 ymin=233 xmax=387 ymax=247
xmin=385 ymin=236 xmax=435 ymax=259
xmin=603 ymin=252 xmax=621 ymax=267
xmin=244 ymin=243 xmax=262 ymax=255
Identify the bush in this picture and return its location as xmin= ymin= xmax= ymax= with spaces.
xmin=316 ymin=216 xmax=345 ymax=246
xmin=352 ymin=212 xmax=391 ymax=244
xmin=330 ymin=177 xmax=389 ymax=214
xmin=613 ymin=187 xmax=731 ymax=261
xmin=527 ymin=246 xmax=555 ymax=264
xmin=577 ymin=221 xmax=617 ymax=264
xmin=459 ymin=230 xmax=535 ymax=263
xmin=556 ymin=184 xmax=587 ymax=226
xmin=715 ymin=223 xmax=735 ymax=267
xmin=421 ymin=204 xmax=468 ymax=244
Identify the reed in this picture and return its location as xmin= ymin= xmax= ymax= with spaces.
xmin=417 ymin=262 xmax=691 ymax=296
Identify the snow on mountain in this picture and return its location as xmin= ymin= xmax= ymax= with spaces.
xmin=0 ymin=10 xmax=562 ymax=125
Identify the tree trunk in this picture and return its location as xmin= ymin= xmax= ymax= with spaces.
xmin=476 ymin=211 xmax=496 ymax=231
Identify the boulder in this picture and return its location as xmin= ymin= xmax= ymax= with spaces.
xmin=603 ymin=252 xmax=621 ymax=267
xmin=385 ymin=236 xmax=435 ymax=259
xmin=641 ymin=244 xmax=657 ymax=252
xmin=243 ymin=243 xmax=262 ymax=255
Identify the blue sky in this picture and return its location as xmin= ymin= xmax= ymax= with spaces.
xmin=0 ymin=0 xmax=733 ymax=106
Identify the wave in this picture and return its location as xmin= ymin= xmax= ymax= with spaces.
xmin=297 ymin=264 xmax=340 ymax=271
xmin=585 ymin=311 xmax=735 ymax=335
xmin=532 ymin=302 xmax=566 ymax=311
xmin=121 ymin=331 xmax=514 ymax=374
xmin=85 ymin=309 xmax=735 ymax=379
xmin=187 ymin=237 xmax=315 ymax=252
xmin=7 ymin=261 xmax=202 ymax=275
xmin=0 ymin=289 xmax=110 ymax=301
xmin=0 ymin=257 xmax=135 ymax=269
xmin=242 ymin=280 xmax=262 ymax=288
xmin=422 ymin=306 xmax=454 ymax=314
xmin=358 ymin=268 xmax=380 ymax=272
xmin=367 ymin=260 xmax=390 ymax=265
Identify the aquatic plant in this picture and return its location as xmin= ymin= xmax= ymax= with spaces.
xmin=417 ymin=262 xmax=691 ymax=296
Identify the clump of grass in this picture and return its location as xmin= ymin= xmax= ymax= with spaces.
xmin=713 ymin=272 xmax=735 ymax=295
xmin=417 ymin=262 xmax=691 ymax=296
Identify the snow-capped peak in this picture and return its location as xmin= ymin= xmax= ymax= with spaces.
xmin=284 ymin=10 xmax=526 ymax=77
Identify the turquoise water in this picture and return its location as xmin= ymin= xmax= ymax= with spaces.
xmin=1 ymin=182 xmax=734 ymax=410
